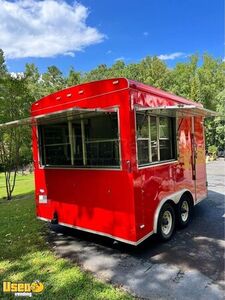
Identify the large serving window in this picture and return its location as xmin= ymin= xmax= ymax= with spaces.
xmin=38 ymin=111 xmax=120 ymax=169
xmin=136 ymin=112 xmax=176 ymax=166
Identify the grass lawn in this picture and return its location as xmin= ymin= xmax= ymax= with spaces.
xmin=0 ymin=174 xmax=133 ymax=300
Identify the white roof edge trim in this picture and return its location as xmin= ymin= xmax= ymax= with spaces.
xmin=135 ymin=104 xmax=196 ymax=111
xmin=0 ymin=117 xmax=34 ymax=129
xmin=134 ymin=104 xmax=219 ymax=117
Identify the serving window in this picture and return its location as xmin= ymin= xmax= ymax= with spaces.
xmin=38 ymin=111 xmax=120 ymax=169
xmin=136 ymin=112 xmax=176 ymax=166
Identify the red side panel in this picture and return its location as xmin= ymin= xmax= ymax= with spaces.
xmin=35 ymin=168 xmax=135 ymax=241
xmin=32 ymin=84 xmax=137 ymax=243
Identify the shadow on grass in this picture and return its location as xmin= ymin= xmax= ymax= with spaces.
xmin=0 ymin=192 xmax=46 ymax=260
xmin=0 ymin=250 xmax=131 ymax=300
xmin=0 ymin=191 xmax=34 ymax=203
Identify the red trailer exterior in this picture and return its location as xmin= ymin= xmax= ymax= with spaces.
xmin=30 ymin=78 xmax=211 ymax=245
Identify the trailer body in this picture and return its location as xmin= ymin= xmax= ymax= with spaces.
xmin=30 ymin=78 xmax=211 ymax=245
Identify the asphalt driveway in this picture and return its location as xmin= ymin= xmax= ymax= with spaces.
xmin=49 ymin=159 xmax=225 ymax=300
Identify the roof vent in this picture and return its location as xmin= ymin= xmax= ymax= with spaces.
xmin=67 ymin=93 xmax=72 ymax=97
xmin=78 ymin=90 xmax=84 ymax=94
xmin=56 ymin=96 xmax=61 ymax=101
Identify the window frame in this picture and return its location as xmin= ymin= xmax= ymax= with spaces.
xmin=37 ymin=108 xmax=122 ymax=170
xmin=135 ymin=111 xmax=178 ymax=169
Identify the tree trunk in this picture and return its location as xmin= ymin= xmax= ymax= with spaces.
xmin=4 ymin=169 xmax=17 ymax=201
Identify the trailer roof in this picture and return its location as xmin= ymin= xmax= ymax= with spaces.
xmin=127 ymin=79 xmax=203 ymax=108
xmin=31 ymin=78 xmax=203 ymax=115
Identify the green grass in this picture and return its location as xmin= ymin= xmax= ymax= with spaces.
xmin=0 ymin=173 xmax=34 ymax=199
xmin=0 ymin=174 xmax=133 ymax=300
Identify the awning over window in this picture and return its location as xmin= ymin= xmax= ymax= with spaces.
xmin=0 ymin=106 xmax=118 ymax=129
xmin=135 ymin=104 xmax=219 ymax=117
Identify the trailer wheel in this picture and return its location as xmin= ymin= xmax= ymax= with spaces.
xmin=177 ymin=194 xmax=193 ymax=228
xmin=157 ymin=203 xmax=175 ymax=241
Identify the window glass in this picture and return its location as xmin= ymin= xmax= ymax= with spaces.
xmin=151 ymin=141 xmax=158 ymax=162
xmin=86 ymin=141 xmax=119 ymax=166
xmin=136 ymin=114 xmax=149 ymax=138
xmin=85 ymin=114 xmax=118 ymax=140
xmin=137 ymin=140 xmax=149 ymax=165
xmin=150 ymin=116 xmax=158 ymax=161
xmin=39 ymin=112 xmax=120 ymax=168
xmin=40 ymin=123 xmax=71 ymax=165
xmin=150 ymin=116 xmax=157 ymax=140
xmin=72 ymin=122 xmax=83 ymax=166
xmin=136 ymin=112 xmax=176 ymax=166
xmin=159 ymin=117 xmax=170 ymax=138
xmin=159 ymin=117 xmax=173 ymax=160
xmin=136 ymin=113 xmax=150 ymax=164
xmin=160 ymin=140 xmax=173 ymax=160
xmin=84 ymin=113 xmax=119 ymax=167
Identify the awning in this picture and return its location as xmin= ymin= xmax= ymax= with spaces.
xmin=0 ymin=106 xmax=118 ymax=129
xmin=135 ymin=104 xmax=219 ymax=117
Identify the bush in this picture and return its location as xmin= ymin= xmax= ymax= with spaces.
xmin=207 ymin=145 xmax=218 ymax=161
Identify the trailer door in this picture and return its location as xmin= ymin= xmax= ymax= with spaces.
xmin=192 ymin=116 xmax=207 ymax=202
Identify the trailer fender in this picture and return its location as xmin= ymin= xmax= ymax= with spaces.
xmin=153 ymin=189 xmax=192 ymax=233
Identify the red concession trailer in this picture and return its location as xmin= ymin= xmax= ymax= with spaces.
xmin=1 ymin=78 xmax=217 ymax=245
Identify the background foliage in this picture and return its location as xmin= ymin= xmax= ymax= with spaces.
xmin=0 ymin=49 xmax=224 ymax=197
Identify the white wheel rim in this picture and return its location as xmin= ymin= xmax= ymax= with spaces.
xmin=181 ymin=200 xmax=189 ymax=222
xmin=161 ymin=210 xmax=173 ymax=236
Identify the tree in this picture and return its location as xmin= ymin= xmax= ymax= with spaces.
xmin=0 ymin=74 xmax=32 ymax=200
xmin=168 ymin=55 xmax=199 ymax=99
xmin=197 ymin=54 xmax=225 ymax=109
xmin=205 ymin=89 xmax=225 ymax=150
xmin=138 ymin=56 xmax=170 ymax=89
xmin=24 ymin=63 xmax=43 ymax=101
xmin=67 ymin=67 xmax=81 ymax=87
xmin=0 ymin=49 xmax=7 ymax=77
xmin=41 ymin=66 xmax=66 ymax=94
xmin=83 ymin=64 xmax=110 ymax=82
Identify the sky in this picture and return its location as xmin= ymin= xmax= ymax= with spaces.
xmin=0 ymin=0 xmax=224 ymax=75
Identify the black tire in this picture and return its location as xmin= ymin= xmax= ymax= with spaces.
xmin=177 ymin=194 xmax=193 ymax=228
xmin=157 ymin=203 xmax=175 ymax=241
